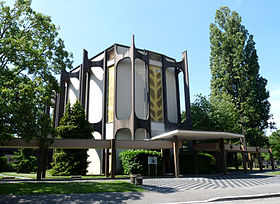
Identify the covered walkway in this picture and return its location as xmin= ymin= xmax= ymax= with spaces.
xmin=0 ymin=129 xmax=275 ymax=180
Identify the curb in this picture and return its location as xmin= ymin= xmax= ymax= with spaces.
xmin=163 ymin=192 xmax=280 ymax=204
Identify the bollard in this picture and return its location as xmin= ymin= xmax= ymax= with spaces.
xmin=130 ymin=174 xmax=137 ymax=184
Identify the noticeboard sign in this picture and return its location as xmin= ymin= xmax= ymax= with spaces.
xmin=148 ymin=156 xmax=158 ymax=165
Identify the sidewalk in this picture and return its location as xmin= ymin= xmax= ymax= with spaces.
xmin=0 ymin=171 xmax=280 ymax=203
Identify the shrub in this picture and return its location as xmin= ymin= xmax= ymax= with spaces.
xmin=0 ymin=157 xmax=15 ymax=172
xmin=119 ymin=150 xmax=162 ymax=176
xmin=50 ymin=149 xmax=89 ymax=176
xmin=50 ymin=101 xmax=92 ymax=176
xmin=13 ymin=149 xmax=37 ymax=173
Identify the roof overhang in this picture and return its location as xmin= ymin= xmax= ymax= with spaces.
xmin=151 ymin=129 xmax=244 ymax=141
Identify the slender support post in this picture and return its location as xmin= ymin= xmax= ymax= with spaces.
xmin=215 ymin=151 xmax=221 ymax=172
xmin=219 ymin=139 xmax=227 ymax=174
xmin=193 ymin=140 xmax=199 ymax=174
xmin=234 ymin=152 xmax=239 ymax=170
xmin=269 ymin=148 xmax=275 ymax=171
xmin=110 ymin=139 xmax=116 ymax=179
xmin=248 ymin=152 xmax=253 ymax=171
xmin=36 ymin=147 xmax=44 ymax=181
xmin=257 ymin=147 xmax=263 ymax=171
xmin=161 ymin=149 xmax=166 ymax=176
xmin=105 ymin=148 xmax=109 ymax=178
xmin=173 ymin=136 xmax=180 ymax=178
xmin=240 ymin=145 xmax=247 ymax=173
xmin=42 ymin=148 xmax=48 ymax=178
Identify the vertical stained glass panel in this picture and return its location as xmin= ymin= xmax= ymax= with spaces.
xmin=107 ymin=66 xmax=114 ymax=122
xmin=149 ymin=65 xmax=163 ymax=122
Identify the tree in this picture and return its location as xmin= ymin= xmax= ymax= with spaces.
xmin=186 ymin=94 xmax=239 ymax=134
xmin=269 ymin=130 xmax=280 ymax=160
xmin=50 ymin=101 xmax=93 ymax=176
xmin=0 ymin=0 xmax=72 ymax=144
xmin=209 ymin=7 xmax=272 ymax=146
xmin=13 ymin=149 xmax=37 ymax=173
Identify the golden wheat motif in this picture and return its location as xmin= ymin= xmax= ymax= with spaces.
xmin=107 ymin=66 xmax=114 ymax=122
xmin=149 ymin=65 xmax=163 ymax=122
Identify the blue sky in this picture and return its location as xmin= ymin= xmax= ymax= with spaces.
xmin=6 ymin=0 xmax=280 ymax=131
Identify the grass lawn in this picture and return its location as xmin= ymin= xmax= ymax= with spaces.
xmin=267 ymin=170 xmax=280 ymax=175
xmin=0 ymin=171 xmax=129 ymax=179
xmin=0 ymin=181 xmax=144 ymax=195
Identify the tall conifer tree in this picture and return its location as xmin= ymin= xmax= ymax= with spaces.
xmin=209 ymin=7 xmax=272 ymax=146
xmin=50 ymin=101 xmax=93 ymax=176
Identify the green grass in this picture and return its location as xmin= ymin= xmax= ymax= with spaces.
xmin=0 ymin=181 xmax=144 ymax=195
xmin=267 ymin=171 xmax=280 ymax=175
xmin=0 ymin=172 xmax=129 ymax=179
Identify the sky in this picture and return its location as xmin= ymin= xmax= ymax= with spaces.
xmin=6 ymin=0 xmax=280 ymax=131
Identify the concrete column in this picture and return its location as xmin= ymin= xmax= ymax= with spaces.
xmin=234 ymin=152 xmax=239 ymax=170
xmin=161 ymin=149 xmax=166 ymax=176
xmin=110 ymin=139 xmax=116 ymax=179
xmin=257 ymin=147 xmax=263 ymax=171
xmin=173 ymin=136 xmax=180 ymax=178
xmin=248 ymin=152 xmax=253 ymax=171
xmin=219 ymin=139 xmax=227 ymax=174
xmin=105 ymin=148 xmax=109 ymax=177
xmin=240 ymin=145 xmax=247 ymax=173
xmin=269 ymin=148 xmax=275 ymax=171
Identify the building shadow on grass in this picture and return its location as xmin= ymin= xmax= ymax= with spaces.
xmin=0 ymin=191 xmax=144 ymax=204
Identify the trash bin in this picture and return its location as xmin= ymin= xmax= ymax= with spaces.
xmin=135 ymin=177 xmax=143 ymax=185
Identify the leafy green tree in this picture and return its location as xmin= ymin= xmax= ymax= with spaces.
xmin=50 ymin=101 xmax=93 ymax=176
xmin=209 ymin=7 xmax=272 ymax=146
xmin=269 ymin=130 xmax=280 ymax=160
xmin=186 ymin=94 xmax=239 ymax=134
xmin=0 ymin=0 xmax=72 ymax=144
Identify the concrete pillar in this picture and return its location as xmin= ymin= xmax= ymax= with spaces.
xmin=161 ymin=149 xmax=166 ymax=176
xmin=240 ymin=145 xmax=247 ymax=173
xmin=110 ymin=139 xmax=116 ymax=179
xmin=269 ymin=148 xmax=275 ymax=171
xmin=234 ymin=152 xmax=239 ymax=170
xmin=173 ymin=136 xmax=180 ymax=178
xmin=257 ymin=147 xmax=263 ymax=171
xmin=105 ymin=148 xmax=109 ymax=177
xmin=248 ymin=152 xmax=253 ymax=171
xmin=193 ymin=140 xmax=199 ymax=174
xmin=219 ymin=139 xmax=227 ymax=174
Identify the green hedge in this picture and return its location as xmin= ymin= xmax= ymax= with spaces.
xmin=179 ymin=152 xmax=216 ymax=174
xmin=119 ymin=150 xmax=162 ymax=176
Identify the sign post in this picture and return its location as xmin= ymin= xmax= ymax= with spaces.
xmin=148 ymin=156 xmax=158 ymax=176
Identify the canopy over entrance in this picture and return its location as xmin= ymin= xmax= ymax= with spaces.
xmin=152 ymin=129 xmax=244 ymax=141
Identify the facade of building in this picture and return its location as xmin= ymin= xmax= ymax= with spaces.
xmin=54 ymin=37 xmax=192 ymax=174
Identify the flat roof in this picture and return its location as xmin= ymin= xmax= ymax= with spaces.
xmin=151 ymin=129 xmax=244 ymax=141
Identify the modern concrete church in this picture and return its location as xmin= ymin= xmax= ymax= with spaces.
xmin=54 ymin=36 xmax=243 ymax=175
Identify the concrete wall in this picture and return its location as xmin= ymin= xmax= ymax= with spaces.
xmin=87 ymin=131 xmax=102 ymax=175
xmin=135 ymin=59 xmax=148 ymax=120
xmin=88 ymin=67 xmax=103 ymax=123
xmin=68 ymin=69 xmax=80 ymax=105
xmin=116 ymin=58 xmax=132 ymax=120
xmin=166 ymin=67 xmax=178 ymax=123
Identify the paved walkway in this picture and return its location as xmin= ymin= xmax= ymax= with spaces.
xmin=142 ymin=172 xmax=280 ymax=192
xmin=0 ymin=171 xmax=280 ymax=203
